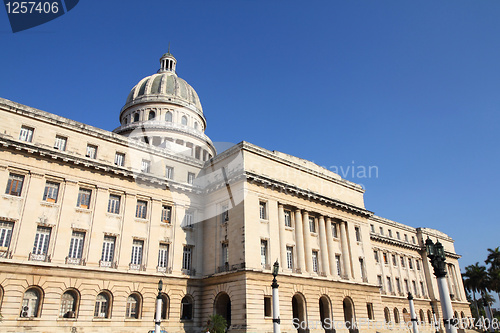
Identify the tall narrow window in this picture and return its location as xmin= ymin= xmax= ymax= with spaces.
xmin=396 ymin=231 xmax=400 ymax=240
xmin=94 ymin=292 xmax=110 ymax=318
xmin=136 ymin=200 xmax=147 ymax=219
xmin=367 ymin=303 xmax=374 ymax=320
xmin=388 ymin=229 xmax=392 ymax=237
xmin=377 ymin=275 xmax=383 ymax=287
xmin=5 ymin=173 xmax=24 ymax=196
xmin=312 ymin=250 xmax=319 ymax=272
xmin=33 ymin=226 xmax=51 ymax=256
xmin=180 ymin=296 xmax=193 ymax=320
xmin=374 ymin=250 xmax=379 ymax=263
xmin=404 ymin=279 xmax=409 ymax=293
xmin=408 ymin=258 xmax=413 ymax=269
xmin=141 ymin=160 xmax=151 ymax=173
xmin=183 ymin=210 xmax=194 ymax=228
xmin=181 ymin=115 xmax=188 ymax=126
xmin=383 ymin=252 xmax=388 ymax=264
xmin=21 ymin=288 xmax=41 ymax=317
xmin=165 ymin=166 xmax=174 ymax=179
xmin=165 ymin=112 xmax=172 ymax=122
xmin=161 ymin=205 xmax=172 ymax=223
xmin=416 ymin=260 xmax=421 ymax=270
xmin=335 ymin=254 xmax=342 ymax=276
xmin=264 ymin=296 xmax=272 ymax=317
xmin=54 ymin=135 xmax=67 ymax=150
xmin=332 ymin=222 xmax=338 ymax=238
xmin=260 ymin=240 xmax=268 ymax=267
xmin=43 ymin=181 xmax=59 ymax=202
xmin=412 ymin=280 xmax=418 ymax=295
xmin=259 ymin=201 xmax=267 ymax=220
xmin=86 ymin=144 xmax=97 ymax=159
xmin=309 ymin=216 xmax=316 ymax=233
xmin=148 ymin=111 xmax=156 ymax=120
xmin=107 ymin=195 xmax=121 ymax=214
xmin=404 ymin=234 xmax=408 ymax=242
xmin=386 ymin=277 xmax=393 ymax=293
xmin=379 ymin=227 xmax=384 ymax=235
xmin=221 ymin=204 xmax=229 ymax=223
xmin=370 ymin=224 xmax=375 ymax=233
xmin=101 ymin=236 xmax=115 ymax=263
xmin=126 ymin=294 xmax=140 ymax=319
xmin=286 ymin=246 xmax=293 ymax=269
xmin=412 ymin=236 xmax=416 ymax=244
xmin=182 ymin=246 xmax=192 ymax=271
xmin=420 ymin=282 xmax=426 ymax=296
xmin=355 ymin=226 xmax=361 ymax=242
xmin=158 ymin=243 xmax=169 ymax=268
xmin=68 ymin=231 xmax=85 ymax=259
xmin=187 ymin=172 xmax=195 ymax=184
xmin=114 ymin=152 xmax=125 ymax=166
xmin=396 ymin=278 xmax=401 ymax=294
xmin=0 ymin=221 xmax=14 ymax=250
xmin=284 ymin=210 xmax=291 ymax=227
xmin=19 ymin=126 xmax=34 ymax=142
xmin=221 ymin=243 xmax=228 ymax=264
xmin=77 ymin=188 xmax=92 ymax=209
xmin=60 ymin=290 xmax=77 ymax=318
xmin=359 ymin=258 xmax=365 ymax=280
xmin=131 ymin=240 xmax=143 ymax=265
xmin=133 ymin=113 xmax=140 ymax=122
xmin=392 ymin=254 xmax=397 ymax=266
xmin=401 ymin=256 xmax=406 ymax=267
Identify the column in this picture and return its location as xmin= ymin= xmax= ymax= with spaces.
xmin=318 ymin=216 xmax=330 ymax=275
xmin=325 ymin=217 xmax=336 ymax=276
xmin=278 ymin=204 xmax=287 ymax=271
xmin=294 ymin=209 xmax=305 ymax=273
xmin=339 ymin=220 xmax=352 ymax=279
xmin=302 ymin=211 xmax=313 ymax=273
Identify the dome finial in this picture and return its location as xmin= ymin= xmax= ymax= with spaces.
xmin=158 ymin=48 xmax=177 ymax=74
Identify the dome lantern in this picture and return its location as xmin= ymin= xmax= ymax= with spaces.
xmin=158 ymin=51 xmax=177 ymax=74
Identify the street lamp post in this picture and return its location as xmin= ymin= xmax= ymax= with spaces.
xmin=425 ymin=238 xmax=457 ymax=333
xmin=272 ymin=260 xmax=281 ymax=333
xmin=408 ymin=292 xmax=419 ymax=333
xmin=482 ymin=295 xmax=495 ymax=333
xmin=155 ymin=280 xmax=163 ymax=333
xmin=430 ymin=301 xmax=439 ymax=333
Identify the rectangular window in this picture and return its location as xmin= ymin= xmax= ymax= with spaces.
xmin=114 ymin=152 xmax=125 ymax=166
xmin=182 ymin=246 xmax=192 ymax=270
xmin=33 ymin=226 xmax=51 ymax=255
xmin=379 ymin=227 xmax=383 ymax=235
xmin=165 ymin=166 xmax=174 ymax=179
xmin=86 ymin=144 xmax=97 ymax=159
xmin=404 ymin=234 xmax=408 ymax=242
xmin=332 ymin=222 xmax=338 ymax=238
xmin=420 ymin=282 xmax=426 ymax=296
xmin=401 ymin=256 xmax=405 ymax=267
xmin=370 ymin=224 xmax=375 ymax=233
xmin=221 ymin=204 xmax=229 ymax=224
xmin=392 ymin=254 xmax=397 ymax=266
xmin=396 ymin=278 xmax=401 ymax=294
xmin=374 ymin=250 xmax=379 ymax=263
xmin=19 ymin=126 xmax=34 ymax=142
xmin=359 ymin=258 xmax=365 ymax=280
xmin=107 ymin=195 xmax=121 ymax=214
xmin=367 ymin=303 xmax=374 ymax=320
xmin=404 ymin=279 xmax=409 ymax=293
xmin=412 ymin=280 xmax=417 ymax=295
xmin=416 ymin=260 xmax=421 ymax=270
xmin=408 ymin=258 xmax=413 ymax=269
xmin=309 ymin=216 xmax=316 ymax=233
xmin=5 ymin=173 xmax=24 ymax=196
xmin=383 ymin=252 xmax=388 ymax=264
xmin=335 ymin=254 xmax=342 ymax=276
xmin=259 ymin=201 xmax=267 ymax=220
xmin=77 ymin=188 xmax=92 ymax=208
xmin=260 ymin=240 xmax=268 ymax=267
xmin=0 ymin=221 xmax=14 ymax=249
xmin=131 ymin=240 xmax=143 ymax=265
xmin=264 ymin=296 xmax=272 ymax=317
xmin=158 ymin=243 xmax=169 ymax=268
xmin=286 ymin=246 xmax=293 ymax=269
xmin=221 ymin=243 xmax=228 ymax=264
xmin=101 ymin=236 xmax=115 ymax=262
xmin=136 ymin=200 xmax=147 ymax=219
xmin=386 ymin=277 xmax=393 ymax=293
xmin=284 ymin=210 xmax=291 ymax=227
xmin=43 ymin=181 xmax=59 ymax=202
xmin=161 ymin=205 xmax=172 ymax=223
xmin=52 ymin=135 xmax=67 ymax=151
xmin=187 ymin=172 xmax=195 ymax=184
xmin=396 ymin=231 xmax=400 ymax=240
xmin=355 ymin=226 xmax=361 ymax=242
xmin=68 ymin=231 xmax=85 ymax=259
xmin=141 ymin=159 xmax=151 ymax=173
xmin=388 ymin=229 xmax=392 ymax=238
xmin=412 ymin=236 xmax=416 ymax=244
xmin=312 ymin=250 xmax=319 ymax=272
xmin=184 ymin=210 xmax=194 ymax=228
xmin=377 ymin=275 xmax=382 ymax=287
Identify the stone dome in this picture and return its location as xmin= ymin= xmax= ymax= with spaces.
xmin=124 ymin=73 xmax=203 ymax=113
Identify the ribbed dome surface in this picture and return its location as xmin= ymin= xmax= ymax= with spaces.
xmin=125 ymin=72 xmax=202 ymax=112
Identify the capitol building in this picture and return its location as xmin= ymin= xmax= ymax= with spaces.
xmin=0 ymin=52 xmax=471 ymax=333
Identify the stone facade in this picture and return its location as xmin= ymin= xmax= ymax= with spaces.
xmin=0 ymin=53 xmax=471 ymax=333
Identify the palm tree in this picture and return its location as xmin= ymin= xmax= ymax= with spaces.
xmin=204 ymin=314 xmax=228 ymax=333
xmin=463 ymin=263 xmax=489 ymax=318
xmin=485 ymin=247 xmax=500 ymax=270
xmin=488 ymin=267 xmax=500 ymax=305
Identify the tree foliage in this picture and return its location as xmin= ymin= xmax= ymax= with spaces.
xmin=204 ymin=314 xmax=228 ymax=333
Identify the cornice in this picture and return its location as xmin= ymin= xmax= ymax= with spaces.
xmin=370 ymin=232 xmax=422 ymax=251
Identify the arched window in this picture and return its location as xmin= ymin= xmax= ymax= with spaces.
xmin=126 ymin=293 xmax=142 ymax=319
xmin=133 ymin=113 xmax=140 ymax=122
xmin=94 ymin=291 xmax=111 ymax=318
xmin=181 ymin=116 xmax=188 ymax=126
xmin=165 ymin=112 xmax=172 ymax=122
xmin=394 ymin=307 xmax=400 ymax=323
xmin=0 ymin=285 xmax=4 ymax=313
xmin=148 ymin=111 xmax=155 ymax=120
xmin=181 ymin=295 xmax=193 ymax=320
xmin=60 ymin=289 xmax=79 ymax=318
xmin=124 ymin=117 xmax=128 ymax=125
xmin=384 ymin=307 xmax=391 ymax=323
xmin=402 ymin=308 xmax=409 ymax=323
xmin=427 ymin=310 xmax=432 ymax=324
xmin=20 ymin=287 xmax=43 ymax=318
xmin=419 ymin=309 xmax=425 ymax=323
xmin=160 ymin=293 xmax=170 ymax=319
xmin=194 ymin=122 xmax=199 ymax=130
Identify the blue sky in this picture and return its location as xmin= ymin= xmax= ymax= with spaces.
xmin=2 ymin=0 xmax=499 ymax=292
